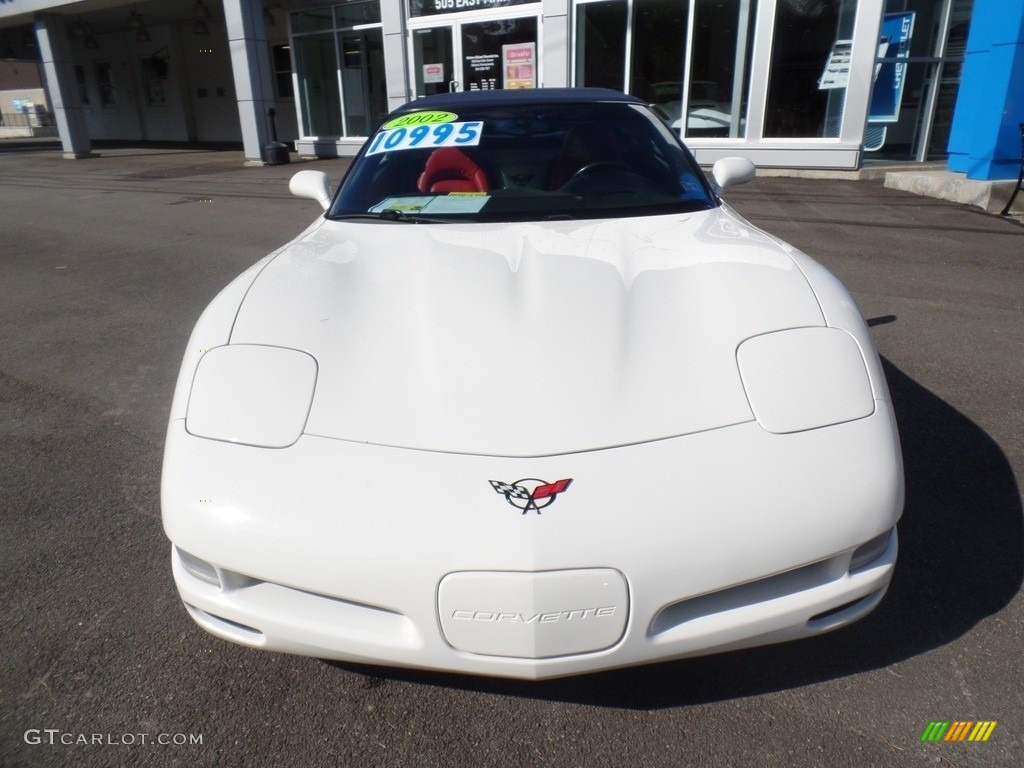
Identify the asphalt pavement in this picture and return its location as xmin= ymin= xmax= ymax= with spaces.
xmin=1 ymin=142 xmax=1022 ymax=768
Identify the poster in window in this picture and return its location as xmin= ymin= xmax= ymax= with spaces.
xmin=869 ymin=12 xmax=916 ymax=123
xmin=818 ymin=40 xmax=852 ymax=90
xmin=423 ymin=63 xmax=445 ymax=84
xmin=142 ymin=57 xmax=169 ymax=106
xmin=465 ymin=53 xmax=499 ymax=90
xmin=503 ymin=42 xmax=535 ymax=89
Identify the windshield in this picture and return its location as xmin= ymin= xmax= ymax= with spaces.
xmin=329 ymin=101 xmax=717 ymax=223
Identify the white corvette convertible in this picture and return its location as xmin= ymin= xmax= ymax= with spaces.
xmin=162 ymin=88 xmax=903 ymax=680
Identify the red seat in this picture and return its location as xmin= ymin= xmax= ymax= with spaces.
xmin=417 ymin=148 xmax=490 ymax=193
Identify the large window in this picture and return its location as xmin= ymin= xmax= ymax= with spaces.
xmin=340 ymin=29 xmax=385 ymax=136
xmin=764 ymin=0 xmax=858 ymax=138
xmin=575 ymin=0 xmax=627 ymax=90
xmin=630 ymin=0 xmax=687 ymax=105
xmin=294 ymin=33 xmax=343 ymax=136
xmin=292 ymin=2 xmax=386 ymax=138
xmin=574 ymin=0 xmax=756 ymax=139
xmin=272 ymin=44 xmax=295 ymax=99
xmin=687 ymin=0 xmax=755 ymax=139
xmin=866 ymin=0 xmax=972 ymax=161
xmin=74 ymin=65 xmax=91 ymax=106
xmin=96 ymin=63 xmax=117 ymax=107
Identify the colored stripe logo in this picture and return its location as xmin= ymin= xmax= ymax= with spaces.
xmin=532 ymin=478 xmax=573 ymax=500
xmin=921 ymin=721 xmax=997 ymax=742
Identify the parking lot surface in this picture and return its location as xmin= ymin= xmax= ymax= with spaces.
xmin=1 ymin=143 xmax=1022 ymax=767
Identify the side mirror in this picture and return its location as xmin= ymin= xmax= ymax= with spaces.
xmin=711 ymin=157 xmax=756 ymax=193
xmin=289 ymin=170 xmax=332 ymax=211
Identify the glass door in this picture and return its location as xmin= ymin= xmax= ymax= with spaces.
xmin=413 ymin=27 xmax=456 ymax=97
xmin=460 ymin=17 xmax=538 ymax=91
xmin=411 ymin=15 xmax=540 ymax=98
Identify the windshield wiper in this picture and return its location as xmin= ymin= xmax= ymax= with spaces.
xmin=378 ymin=208 xmax=447 ymax=223
xmin=327 ymin=210 xmax=446 ymax=224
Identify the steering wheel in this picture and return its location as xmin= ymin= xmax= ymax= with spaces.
xmin=568 ymin=161 xmax=629 ymax=183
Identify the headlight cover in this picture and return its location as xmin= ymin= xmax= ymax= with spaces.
xmin=737 ymin=327 xmax=874 ymax=434
xmin=185 ymin=345 xmax=318 ymax=448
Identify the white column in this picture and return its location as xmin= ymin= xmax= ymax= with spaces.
xmin=35 ymin=14 xmax=93 ymax=159
xmin=382 ymin=0 xmax=410 ymax=110
xmin=225 ymin=0 xmax=276 ymax=164
xmin=542 ymin=0 xmax=570 ymax=87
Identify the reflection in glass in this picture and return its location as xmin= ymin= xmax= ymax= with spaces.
xmin=291 ymin=9 xmax=334 ymax=34
xmin=764 ymin=0 xmax=857 ymax=138
xmin=335 ymin=0 xmax=381 ymax=27
xmin=295 ymin=33 xmax=342 ymax=136
xmin=340 ymin=30 xmax=387 ymax=135
xmin=576 ymin=0 xmax=755 ymax=139
xmin=688 ymin=0 xmax=756 ymax=139
xmin=630 ymin=0 xmax=687 ymax=111
xmin=575 ymin=0 xmax=627 ymax=90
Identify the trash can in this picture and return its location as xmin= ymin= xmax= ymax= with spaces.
xmin=263 ymin=141 xmax=290 ymax=165
xmin=263 ymin=107 xmax=291 ymax=166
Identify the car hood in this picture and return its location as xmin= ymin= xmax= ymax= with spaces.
xmin=229 ymin=208 xmax=825 ymax=456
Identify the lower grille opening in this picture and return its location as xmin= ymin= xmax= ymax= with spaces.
xmin=849 ymin=528 xmax=895 ymax=572
xmin=807 ymin=588 xmax=883 ymax=630
xmin=177 ymin=548 xmax=221 ymax=588
xmin=649 ymin=557 xmax=843 ymax=636
xmin=187 ymin=604 xmax=264 ymax=642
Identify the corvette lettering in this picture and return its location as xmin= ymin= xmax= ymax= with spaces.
xmin=452 ymin=607 xmax=616 ymax=623
xmin=489 ymin=478 xmax=573 ymax=514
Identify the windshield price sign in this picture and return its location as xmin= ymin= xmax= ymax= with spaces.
xmin=366 ymin=121 xmax=483 ymax=156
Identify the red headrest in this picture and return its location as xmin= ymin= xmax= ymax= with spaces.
xmin=417 ymin=148 xmax=489 ymax=193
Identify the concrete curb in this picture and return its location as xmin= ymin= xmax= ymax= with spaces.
xmin=883 ymin=170 xmax=1024 ymax=215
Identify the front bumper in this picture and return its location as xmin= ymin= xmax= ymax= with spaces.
xmin=162 ymin=403 xmax=902 ymax=680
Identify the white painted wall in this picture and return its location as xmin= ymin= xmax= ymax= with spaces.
xmin=182 ymin=18 xmax=241 ymax=142
xmin=69 ymin=24 xmax=191 ymax=141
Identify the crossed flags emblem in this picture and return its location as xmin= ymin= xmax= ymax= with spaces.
xmin=489 ymin=478 xmax=573 ymax=514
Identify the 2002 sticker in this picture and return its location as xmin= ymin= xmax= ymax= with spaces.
xmin=365 ymin=121 xmax=482 ymax=156
xmin=382 ymin=111 xmax=457 ymax=129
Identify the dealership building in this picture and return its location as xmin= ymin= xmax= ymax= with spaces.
xmin=0 ymin=0 xmax=1020 ymax=180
